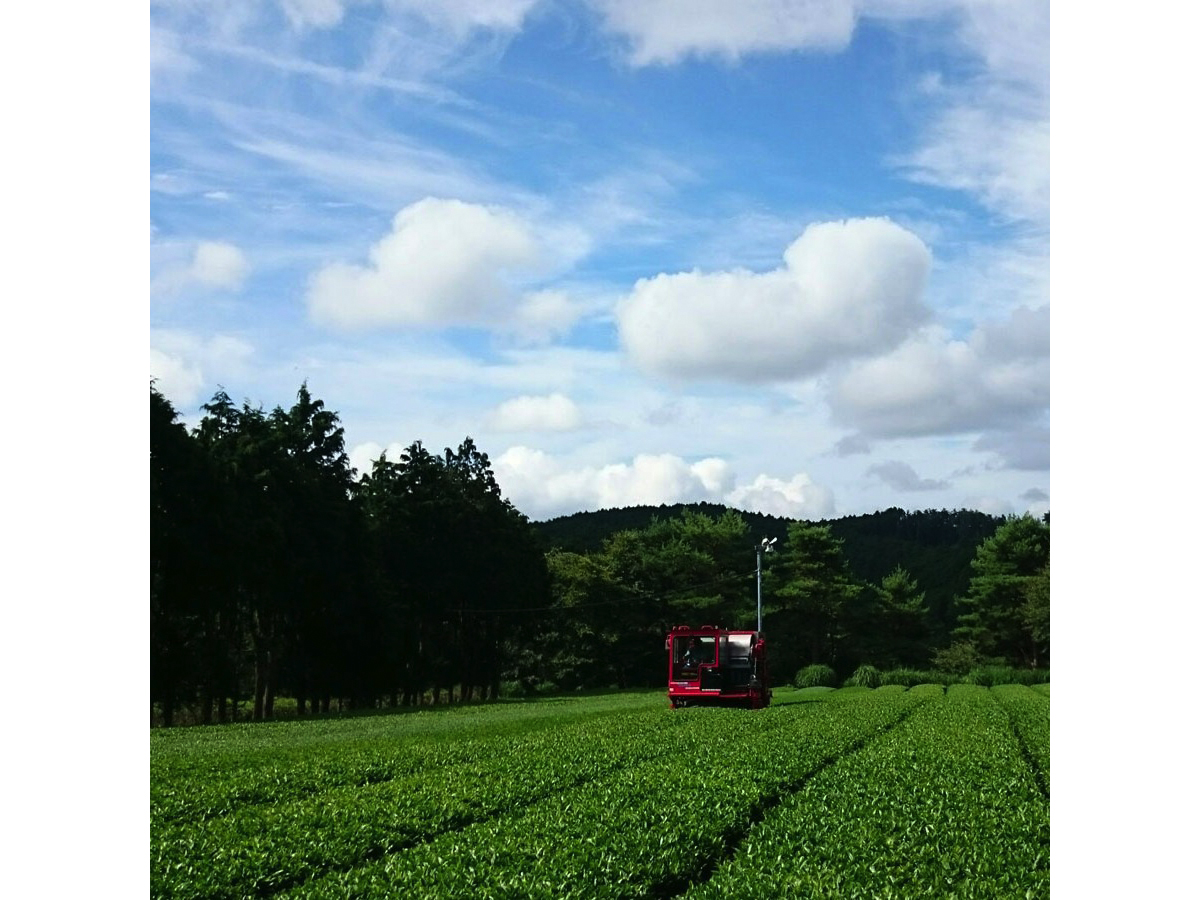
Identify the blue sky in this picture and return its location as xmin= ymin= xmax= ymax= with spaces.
xmin=149 ymin=0 xmax=1049 ymax=522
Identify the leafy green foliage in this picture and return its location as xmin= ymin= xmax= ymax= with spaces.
xmin=793 ymin=664 xmax=837 ymax=688
xmin=152 ymin=384 xmax=550 ymax=722
xmin=966 ymin=665 xmax=1050 ymax=687
xmin=869 ymin=566 xmax=929 ymax=668
xmin=152 ymin=687 xmax=1048 ymax=899
xmin=686 ymin=684 xmax=1048 ymax=899
xmin=954 ymin=514 xmax=1050 ymax=667
xmin=827 ymin=507 xmax=1003 ymax=644
xmin=932 ymin=640 xmax=985 ymax=675
xmin=992 ymin=684 xmax=1050 ymax=794
xmin=845 ymin=664 xmax=882 ymax=688
xmin=878 ymin=667 xmax=949 ymax=687
xmin=767 ymin=522 xmax=863 ymax=677
xmin=153 ymin=383 xmax=1047 ymax=724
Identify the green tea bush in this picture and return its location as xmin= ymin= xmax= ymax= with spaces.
xmin=686 ymin=683 xmax=1048 ymax=899
xmin=793 ymin=664 xmax=837 ymax=688
xmin=844 ymin=664 xmax=881 ymax=688
xmin=966 ymin=666 xmax=1050 ymax=687
xmin=879 ymin=668 xmax=947 ymax=687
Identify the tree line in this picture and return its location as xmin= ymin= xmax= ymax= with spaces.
xmin=151 ymin=384 xmax=1049 ymax=725
xmin=151 ymin=383 xmax=546 ymax=726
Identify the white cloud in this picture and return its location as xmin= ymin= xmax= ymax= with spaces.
xmin=492 ymin=446 xmax=835 ymax=521
xmin=507 ymin=290 xmax=589 ymax=343
xmin=893 ymin=0 xmax=1049 ymax=225
xmin=307 ymin=197 xmax=571 ymax=329
xmin=616 ymin=217 xmax=932 ymax=382
xmin=388 ymin=0 xmax=541 ymax=35
xmin=348 ymin=440 xmax=387 ymax=479
xmin=494 ymin=446 xmax=734 ymax=519
xmin=726 ymin=472 xmax=835 ymax=519
xmin=191 ymin=241 xmax=250 ymax=289
xmin=152 ymin=241 xmax=250 ymax=295
xmin=488 ymin=393 xmax=582 ymax=432
xmin=900 ymin=102 xmax=1049 ymax=225
xmin=150 ymin=330 xmax=255 ymax=408
xmin=589 ymin=0 xmax=1048 ymax=227
xmin=592 ymin=0 xmax=858 ymax=66
xmin=279 ymin=0 xmax=345 ymax=29
xmin=149 ymin=24 xmax=196 ymax=77
xmin=951 ymin=0 xmax=1048 ymax=90
xmin=150 ymin=347 xmax=204 ymax=409
xmin=829 ymin=304 xmax=1049 ymax=437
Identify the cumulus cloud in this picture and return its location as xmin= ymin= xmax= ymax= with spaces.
xmin=150 ymin=330 xmax=255 ymax=408
xmin=487 ymin=393 xmax=582 ymax=432
xmin=866 ymin=460 xmax=949 ymax=492
xmin=191 ymin=241 xmax=250 ymax=289
xmin=726 ymin=473 xmax=835 ymax=519
xmin=592 ymin=0 xmax=858 ymax=66
xmin=493 ymin=446 xmax=832 ymax=521
xmin=830 ymin=304 xmax=1048 ymax=438
xmin=508 ymin=290 xmax=588 ymax=343
xmin=616 ymin=217 xmax=932 ymax=382
xmin=154 ymin=241 xmax=251 ymax=295
xmin=150 ymin=347 xmax=204 ymax=409
xmin=307 ymin=198 xmax=581 ymax=330
xmin=493 ymin=447 xmax=733 ymax=519
xmin=348 ymin=441 xmax=387 ymax=480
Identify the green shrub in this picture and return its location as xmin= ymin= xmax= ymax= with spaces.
xmin=845 ymin=665 xmax=881 ymax=688
xmin=794 ymin=664 xmax=838 ymax=688
xmin=932 ymin=641 xmax=987 ymax=675
xmin=498 ymin=680 xmax=527 ymax=699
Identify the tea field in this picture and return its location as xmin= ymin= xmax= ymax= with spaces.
xmin=151 ymin=684 xmax=1049 ymax=898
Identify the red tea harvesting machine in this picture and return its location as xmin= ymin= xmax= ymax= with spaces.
xmin=665 ymin=624 xmax=770 ymax=709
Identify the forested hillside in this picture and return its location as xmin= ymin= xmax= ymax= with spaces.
xmin=535 ymin=505 xmax=1003 ymax=644
xmin=152 ymin=384 xmax=1048 ymax=726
